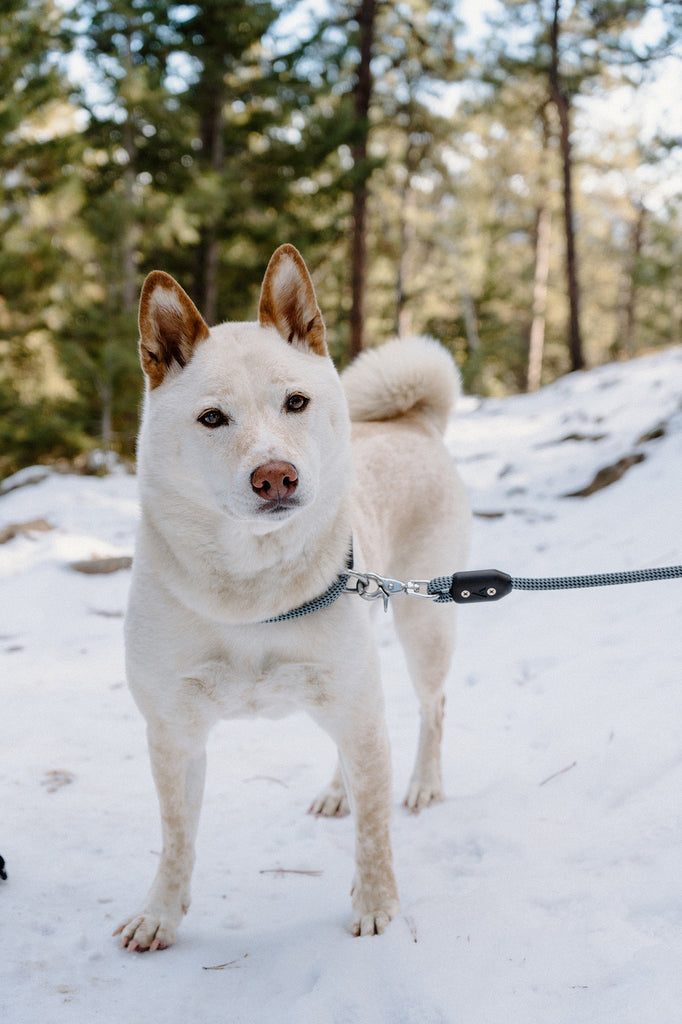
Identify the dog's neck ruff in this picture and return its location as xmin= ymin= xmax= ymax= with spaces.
xmin=261 ymin=545 xmax=353 ymax=623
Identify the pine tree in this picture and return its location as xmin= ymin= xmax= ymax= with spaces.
xmin=481 ymin=0 xmax=674 ymax=374
xmin=284 ymin=0 xmax=464 ymax=358
xmin=61 ymin=0 xmax=204 ymax=450
xmin=0 ymin=0 xmax=88 ymax=477
xmin=170 ymin=0 xmax=282 ymax=322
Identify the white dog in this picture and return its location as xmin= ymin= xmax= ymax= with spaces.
xmin=115 ymin=244 xmax=470 ymax=950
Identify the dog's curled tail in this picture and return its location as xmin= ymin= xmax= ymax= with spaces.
xmin=341 ymin=335 xmax=461 ymax=434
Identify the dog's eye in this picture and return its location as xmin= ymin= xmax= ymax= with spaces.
xmin=198 ymin=409 xmax=227 ymax=428
xmin=286 ymin=393 xmax=309 ymax=413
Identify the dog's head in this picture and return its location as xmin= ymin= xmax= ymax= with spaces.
xmin=136 ymin=245 xmax=350 ymax=535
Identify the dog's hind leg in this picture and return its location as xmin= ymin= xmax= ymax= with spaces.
xmin=114 ymin=724 xmax=208 ymax=951
xmin=308 ymin=757 xmax=350 ymax=817
xmin=392 ymin=597 xmax=457 ymax=812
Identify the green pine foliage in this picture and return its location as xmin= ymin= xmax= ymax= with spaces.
xmin=0 ymin=0 xmax=680 ymax=479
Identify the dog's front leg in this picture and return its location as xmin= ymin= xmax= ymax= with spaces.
xmin=115 ymin=726 xmax=207 ymax=951
xmin=340 ymin=716 xmax=400 ymax=936
xmin=314 ymin=675 xmax=400 ymax=936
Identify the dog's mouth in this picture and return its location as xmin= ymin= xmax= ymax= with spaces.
xmin=257 ymin=496 xmax=300 ymax=515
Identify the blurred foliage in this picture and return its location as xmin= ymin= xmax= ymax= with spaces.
xmin=0 ymin=0 xmax=680 ymax=479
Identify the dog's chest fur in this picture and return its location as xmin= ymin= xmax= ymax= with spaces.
xmin=126 ymin=580 xmax=352 ymax=723
xmin=178 ymin=641 xmax=337 ymax=720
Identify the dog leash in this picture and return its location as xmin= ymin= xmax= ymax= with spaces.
xmin=347 ymin=564 xmax=682 ymax=609
xmin=262 ymin=545 xmax=355 ymax=622
xmin=265 ymin=562 xmax=682 ymax=620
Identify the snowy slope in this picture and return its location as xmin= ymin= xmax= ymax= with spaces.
xmin=1 ymin=347 xmax=681 ymax=1024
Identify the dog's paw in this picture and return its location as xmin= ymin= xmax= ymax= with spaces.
xmin=350 ymin=909 xmax=393 ymax=936
xmin=350 ymin=890 xmax=400 ymax=937
xmin=403 ymin=778 xmax=444 ymax=814
xmin=308 ymin=782 xmax=350 ymax=818
xmin=113 ymin=911 xmax=179 ymax=952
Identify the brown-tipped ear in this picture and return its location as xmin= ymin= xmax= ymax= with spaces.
xmin=258 ymin=244 xmax=327 ymax=356
xmin=138 ymin=271 xmax=210 ymax=388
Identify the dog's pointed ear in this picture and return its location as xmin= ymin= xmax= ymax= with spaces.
xmin=138 ymin=271 xmax=210 ymax=388
xmin=258 ymin=245 xmax=327 ymax=356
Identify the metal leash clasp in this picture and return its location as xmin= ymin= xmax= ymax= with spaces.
xmin=404 ymin=579 xmax=437 ymax=599
xmin=346 ymin=571 xmax=406 ymax=612
xmin=346 ymin=571 xmax=443 ymax=611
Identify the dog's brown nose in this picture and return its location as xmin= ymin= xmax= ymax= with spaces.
xmin=251 ymin=461 xmax=299 ymax=499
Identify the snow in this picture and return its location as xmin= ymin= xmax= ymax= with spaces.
xmin=2 ymin=347 xmax=681 ymax=1023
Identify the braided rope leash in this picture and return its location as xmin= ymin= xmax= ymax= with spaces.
xmin=262 ymin=571 xmax=351 ymax=622
xmin=430 ymin=565 xmax=682 ymax=604
xmin=262 ymin=562 xmax=682 ymax=621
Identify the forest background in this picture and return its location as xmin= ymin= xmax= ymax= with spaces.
xmin=1 ymin=0 xmax=680 ymax=479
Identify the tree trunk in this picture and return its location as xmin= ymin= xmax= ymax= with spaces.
xmin=121 ymin=117 xmax=138 ymax=314
xmin=549 ymin=0 xmax=584 ymax=372
xmin=348 ymin=0 xmax=376 ymax=360
xmin=103 ymin=33 xmax=137 ymax=452
xmin=527 ymin=203 xmax=552 ymax=392
xmin=395 ymin=198 xmax=412 ymax=338
xmin=395 ymin=166 xmax=414 ymax=338
xmin=195 ymin=84 xmax=224 ymax=325
xmin=619 ymin=200 xmax=645 ymax=358
xmin=100 ymin=380 xmax=113 ymax=452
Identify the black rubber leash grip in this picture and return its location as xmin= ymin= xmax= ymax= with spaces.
xmin=449 ymin=569 xmax=513 ymax=604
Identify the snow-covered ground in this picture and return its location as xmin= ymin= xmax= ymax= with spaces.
xmin=1 ymin=347 xmax=681 ymax=1024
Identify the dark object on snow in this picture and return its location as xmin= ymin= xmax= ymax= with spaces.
xmin=564 ymin=452 xmax=645 ymax=497
xmin=0 ymin=517 xmax=52 ymax=544
xmin=0 ymin=855 xmax=7 ymax=881
xmin=69 ymin=555 xmax=132 ymax=574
